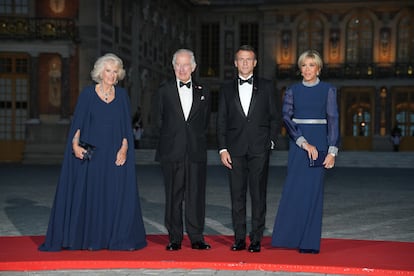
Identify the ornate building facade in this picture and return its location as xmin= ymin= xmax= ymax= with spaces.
xmin=0 ymin=0 xmax=413 ymax=161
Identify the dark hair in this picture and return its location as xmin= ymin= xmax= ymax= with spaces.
xmin=235 ymin=45 xmax=257 ymax=60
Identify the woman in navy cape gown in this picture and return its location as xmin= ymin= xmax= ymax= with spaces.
xmin=39 ymin=53 xmax=147 ymax=251
xmin=271 ymin=50 xmax=339 ymax=254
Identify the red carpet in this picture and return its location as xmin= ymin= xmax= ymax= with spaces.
xmin=1 ymin=235 xmax=414 ymax=275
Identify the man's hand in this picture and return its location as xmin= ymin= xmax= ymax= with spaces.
xmin=220 ymin=150 xmax=232 ymax=169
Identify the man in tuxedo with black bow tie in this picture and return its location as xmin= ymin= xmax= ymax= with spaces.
xmin=155 ymin=49 xmax=211 ymax=251
xmin=217 ymin=45 xmax=278 ymax=253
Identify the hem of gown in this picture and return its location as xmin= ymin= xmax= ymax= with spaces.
xmin=271 ymin=242 xmax=320 ymax=252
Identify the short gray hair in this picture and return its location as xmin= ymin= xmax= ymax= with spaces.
xmin=297 ymin=50 xmax=323 ymax=71
xmin=172 ymin=49 xmax=196 ymax=68
xmin=90 ymin=53 xmax=126 ymax=83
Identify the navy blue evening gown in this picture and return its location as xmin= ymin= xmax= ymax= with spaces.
xmin=39 ymin=86 xmax=147 ymax=251
xmin=271 ymin=81 xmax=339 ymax=251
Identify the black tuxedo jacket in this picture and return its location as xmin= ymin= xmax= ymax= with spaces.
xmin=217 ymin=76 xmax=278 ymax=156
xmin=155 ymin=79 xmax=210 ymax=162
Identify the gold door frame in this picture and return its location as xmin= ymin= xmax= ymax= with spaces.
xmin=340 ymin=86 xmax=375 ymax=151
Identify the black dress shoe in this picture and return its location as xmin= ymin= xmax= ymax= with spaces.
xmin=166 ymin=242 xmax=181 ymax=251
xmin=231 ymin=239 xmax=246 ymax=251
xmin=299 ymin=248 xmax=319 ymax=254
xmin=191 ymin=241 xmax=211 ymax=250
xmin=248 ymin=241 xmax=261 ymax=253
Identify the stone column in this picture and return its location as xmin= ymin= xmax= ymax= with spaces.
xmin=28 ymin=55 xmax=40 ymax=124
xmin=59 ymin=56 xmax=70 ymax=123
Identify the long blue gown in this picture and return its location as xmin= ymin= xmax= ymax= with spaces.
xmin=39 ymin=85 xmax=147 ymax=251
xmin=271 ymin=80 xmax=339 ymax=251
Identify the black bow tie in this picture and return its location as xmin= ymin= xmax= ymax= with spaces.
xmin=179 ymin=81 xmax=191 ymax=88
xmin=239 ymin=77 xmax=253 ymax=85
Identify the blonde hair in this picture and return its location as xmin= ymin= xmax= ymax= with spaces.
xmin=90 ymin=53 xmax=126 ymax=83
xmin=297 ymin=50 xmax=323 ymax=70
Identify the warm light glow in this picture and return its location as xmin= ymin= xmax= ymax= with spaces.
xmin=50 ymin=0 xmax=65 ymax=13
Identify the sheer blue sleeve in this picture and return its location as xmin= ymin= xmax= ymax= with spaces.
xmin=282 ymin=87 xmax=304 ymax=144
xmin=327 ymin=86 xmax=340 ymax=152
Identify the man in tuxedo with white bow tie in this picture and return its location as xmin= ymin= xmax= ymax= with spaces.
xmin=217 ymin=45 xmax=278 ymax=253
xmin=155 ymin=49 xmax=211 ymax=251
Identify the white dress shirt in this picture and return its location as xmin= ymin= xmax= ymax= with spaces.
xmin=238 ymin=74 xmax=253 ymax=116
xmin=177 ymin=79 xmax=193 ymax=121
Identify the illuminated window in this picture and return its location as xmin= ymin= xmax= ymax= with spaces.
xmin=397 ymin=16 xmax=413 ymax=63
xmin=393 ymin=90 xmax=414 ymax=137
xmin=297 ymin=14 xmax=323 ymax=56
xmin=0 ymin=0 xmax=28 ymax=15
xmin=346 ymin=16 xmax=373 ymax=64
xmin=352 ymin=109 xmax=370 ymax=136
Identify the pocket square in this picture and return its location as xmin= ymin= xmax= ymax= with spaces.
xmin=309 ymin=151 xmax=327 ymax=167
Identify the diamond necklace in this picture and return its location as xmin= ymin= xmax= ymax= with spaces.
xmin=100 ymin=84 xmax=113 ymax=102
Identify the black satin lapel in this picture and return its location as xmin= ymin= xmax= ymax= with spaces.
xmin=233 ymin=79 xmax=246 ymax=117
xmin=187 ymin=88 xmax=200 ymax=121
xmin=247 ymin=78 xmax=259 ymax=116
xmin=170 ymin=81 xmax=186 ymax=120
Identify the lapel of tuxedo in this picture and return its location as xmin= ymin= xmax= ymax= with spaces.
xmin=169 ymin=80 xmax=186 ymax=121
xmin=247 ymin=77 xmax=259 ymax=117
xmin=187 ymin=83 xmax=202 ymax=121
xmin=233 ymin=79 xmax=246 ymax=117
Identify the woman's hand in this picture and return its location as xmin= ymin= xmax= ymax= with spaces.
xmin=323 ymin=154 xmax=335 ymax=169
xmin=302 ymin=142 xmax=319 ymax=161
xmin=72 ymin=129 xmax=85 ymax=159
xmin=303 ymin=142 xmax=335 ymax=169
xmin=116 ymin=138 xmax=128 ymax=166
xmin=115 ymin=148 xmax=127 ymax=166
xmin=72 ymin=143 xmax=85 ymax=159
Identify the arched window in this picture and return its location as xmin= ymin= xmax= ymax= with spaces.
xmin=0 ymin=0 xmax=28 ymax=15
xmin=397 ymin=16 xmax=413 ymax=63
xmin=297 ymin=14 xmax=323 ymax=56
xmin=396 ymin=15 xmax=414 ymax=77
xmin=392 ymin=88 xmax=414 ymax=137
xmin=346 ymin=15 xmax=373 ymax=64
xmin=352 ymin=106 xmax=371 ymax=136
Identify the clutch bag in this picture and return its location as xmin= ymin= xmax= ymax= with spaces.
xmin=78 ymin=140 xmax=96 ymax=160
xmin=309 ymin=151 xmax=327 ymax=167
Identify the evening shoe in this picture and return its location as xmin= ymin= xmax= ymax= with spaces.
xmin=248 ymin=241 xmax=261 ymax=253
xmin=231 ymin=239 xmax=246 ymax=251
xmin=299 ymin=248 xmax=319 ymax=254
xmin=191 ymin=241 xmax=211 ymax=250
xmin=166 ymin=242 xmax=181 ymax=251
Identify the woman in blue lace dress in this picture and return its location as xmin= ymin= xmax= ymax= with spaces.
xmin=271 ymin=50 xmax=339 ymax=254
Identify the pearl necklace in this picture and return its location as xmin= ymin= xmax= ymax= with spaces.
xmin=100 ymin=84 xmax=113 ymax=102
